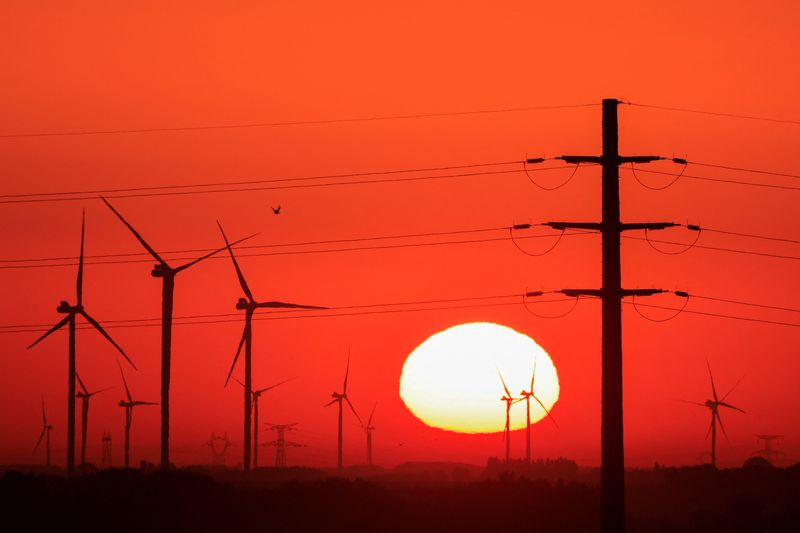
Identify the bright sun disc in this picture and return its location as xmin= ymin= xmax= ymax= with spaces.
xmin=399 ymin=322 xmax=559 ymax=434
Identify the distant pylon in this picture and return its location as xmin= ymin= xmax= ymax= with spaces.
xmin=754 ymin=434 xmax=786 ymax=465
xmin=264 ymin=423 xmax=302 ymax=468
xmin=205 ymin=432 xmax=232 ymax=466
xmin=101 ymin=432 xmax=112 ymax=468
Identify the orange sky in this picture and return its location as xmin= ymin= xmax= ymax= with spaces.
xmin=1 ymin=1 xmax=799 ymax=469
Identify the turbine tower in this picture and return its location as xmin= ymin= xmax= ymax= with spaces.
xmin=117 ymin=363 xmax=157 ymax=468
xmin=265 ymin=423 xmax=302 ymax=468
xmin=518 ymin=355 xmax=558 ymax=463
xmin=360 ymin=403 xmax=377 ymax=467
xmin=685 ymin=360 xmax=745 ymax=468
xmin=217 ymin=221 xmax=324 ymax=472
xmin=75 ymin=372 xmax=110 ymax=465
xmin=233 ymin=377 xmax=294 ymax=469
xmin=28 ymin=211 xmax=134 ymax=477
xmin=754 ymin=434 xmax=786 ymax=465
xmin=102 ymin=197 xmax=254 ymax=470
xmin=33 ymin=396 xmax=54 ymax=467
xmin=498 ymin=370 xmax=520 ymax=464
xmin=326 ymin=355 xmax=362 ymax=472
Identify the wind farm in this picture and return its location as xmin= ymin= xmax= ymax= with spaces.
xmin=2 ymin=3 xmax=800 ymax=531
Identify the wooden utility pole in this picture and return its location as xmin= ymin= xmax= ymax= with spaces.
xmin=536 ymin=98 xmax=678 ymax=532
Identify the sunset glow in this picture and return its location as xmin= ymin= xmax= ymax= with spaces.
xmin=399 ymin=322 xmax=559 ymax=434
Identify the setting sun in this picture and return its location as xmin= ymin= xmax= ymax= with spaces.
xmin=399 ymin=322 xmax=559 ymax=434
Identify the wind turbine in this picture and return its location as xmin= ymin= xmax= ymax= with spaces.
xmin=28 ymin=211 xmax=134 ymax=477
xmin=102 ymin=197 xmax=254 ymax=471
xmin=361 ymin=403 xmax=377 ymax=467
xmin=232 ymin=376 xmax=295 ymax=469
xmin=685 ymin=360 xmax=745 ymax=468
xmin=326 ymin=355 xmax=363 ymax=472
xmin=117 ymin=363 xmax=157 ymax=468
xmin=518 ymin=356 xmax=558 ymax=463
xmin=217 ymin=221 xmax=324 ymax=472
xmin=498 ymin=370 xmax=521 ymax=464
xmin=33 ymin=396 xmax=54 ymax=467
xmin=75 ymin=371 xmax=111 ymax=465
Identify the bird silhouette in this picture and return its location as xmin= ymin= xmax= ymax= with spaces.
xmin=272 ymin=205 xmax=281 ymax=215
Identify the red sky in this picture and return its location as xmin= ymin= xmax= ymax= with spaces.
xmin=1 ymin=1 xmax=799 ymax=469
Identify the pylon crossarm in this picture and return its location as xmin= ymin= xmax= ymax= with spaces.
xmin=545 ymin=221 xmax=601 ymax=231
xmin=557 ymin=155 xmax=601 ymax=164
xmin=619 ymin=155 xmax=663 ymax=164
xmin=620 ymin=222 xmax=679 ymax=232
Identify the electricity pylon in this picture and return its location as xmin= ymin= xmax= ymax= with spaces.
xmin=264 ymin=423 xmax=302 ymax=468
xmin=101 ymin=432 xmax=112 ymax=468
xmin=754 ymin=434 xmax=786 ymax=465
xmin=528 ymin=98 xmax=684 ymax=533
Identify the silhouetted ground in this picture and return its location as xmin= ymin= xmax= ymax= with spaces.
xmin=2 ymin=460 xmax=798 ymax=532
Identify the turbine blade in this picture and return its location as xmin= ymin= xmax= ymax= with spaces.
xmin=216 ymin=221 xmax=254 ymax=302
xmin=89 ymin=387 xmax=113 ymax=396
xmin=324 ymin=398 xmax=338 ymax=407
xmin=81 ymin=311 xmax=136 ymax=369
xmin=256 ymin=301 xmax=327 ymax=310
xmin=706 ymin=359 xmax=719 ymax=402
xmin=27 ymin=315 xmax=70 ymax=349
xmin=33 ymin=429 xmax=46 ymax=454
xmin=258 ymin=376 xmax=296 ymax=394
xmin=133 ymin=401 xmax=158 ymax=406
xmin=716 ymin=411 xmax=730 ymax=444
xmin=497 ymin=369 xmax=511 ymax=398
xmin=530 ymin=354 xmax=537 ymax=393
xmin=76 ymin=371 xmax=88 ymax=395
xmin=343 ymin=352 xmax=350 ymax=394
xmin=41 ymin=396 xmax=47 ymax=425
xmin=118 ymin=361 xmax=133 ymax=403
xmin=76 ymin=210 xmax=85 ymax=306
xmin=719 ymin=401 xmax=746 ymax=414
xmin=346 ymin=397 xmax=364 ymax=427
xmin=721 ymin=374 xmax=746 ymax=402
xmin=532 ymin=394 xmax=559 ymax=428
xmin=705 ymin=417 xmax=713 ymax=440
xmin=674 ymin=398 xmax=707 ymax=407
xmin=224 ymin=327 xmax=247 ymax=386
xmin=101 ymin=196 xmax=166 ymax=265
xmin=174 ymin=233 xmax=258 ymax=273
xmin=367 ymin=403 xmax=377 ymax=427
xmin=232 ymin=377 xmax=245 ymax=388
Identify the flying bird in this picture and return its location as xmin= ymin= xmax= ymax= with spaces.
xmin=272 ymin=205 xmax=281 ymax=215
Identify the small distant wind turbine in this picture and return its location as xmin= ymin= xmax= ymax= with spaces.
xmin=217 ymin=221 xmax=324 ymax=472
xmin=34 ymin=396 xmax=54 ymax=467
xmin=518 ymin=355 xmax=558 ymax=463
xmin=117 ymin=363 xmax=157 ymax=468
xmin=326 ymin=354 xmax=363 ymax=472
xmin=102 ymin=197 xmax=254 ymax=470
xmin=498 ymin=370 xmax=521 ymax=464
xmin=28 ymin=211 xmax=134 ymax=477
xmin=232 ymin=376 xmax=295 ymax=469
xmin=75 ymin=372 xmax=111 ymax=465
xmin=684 ymin=360 xmax=745 ymax=468
xmin=361 ymin=403 xmax=377 ymax=466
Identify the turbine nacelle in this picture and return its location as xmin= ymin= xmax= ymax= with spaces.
xmin=235 ymin=298 xmax=251 ymax=310
xmin=151 ymin=263 xmax=172 ymax=278
xmin=57 ymin=301 xmax=82 ymax=313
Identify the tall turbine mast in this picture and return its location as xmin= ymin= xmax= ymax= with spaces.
xmin=28 ymin=211 xmax=134 ymax=478
xmin=102 ymin=197 xmax=255 ymax=470
xmin=218 ymin=221 xmax=324 ymax=472
xmin=117 ymin=363 xmax=157 ymax=468
xmin=519 ymin=356 xmax=558 ymax=463
xmin=325 ymin=354 xmax=362 ymax=472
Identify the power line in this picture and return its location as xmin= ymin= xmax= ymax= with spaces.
xmin=0 ymin=228 xmax=593 ymax=270
xmin=0 ymin=160 xmax=525 ymax=200
xmin=0 ymin=295 xmax=583 ymax=335
xmin=627 ymin=102 xmax=800 ymax=126
xmin=623 ymin=234 xmax=800 ymax=261
xmin=624 ymin=301 xmax=800 ymax=329
xmin=0 ymin=103 xmax=599 ymax=139
xmin=0 ymin=165 xmax=575 ymax=205
xmin=628 ymin=166 xmax=800 ymax=191
xmin=689 ymin=161 xmax=800 ymax=180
